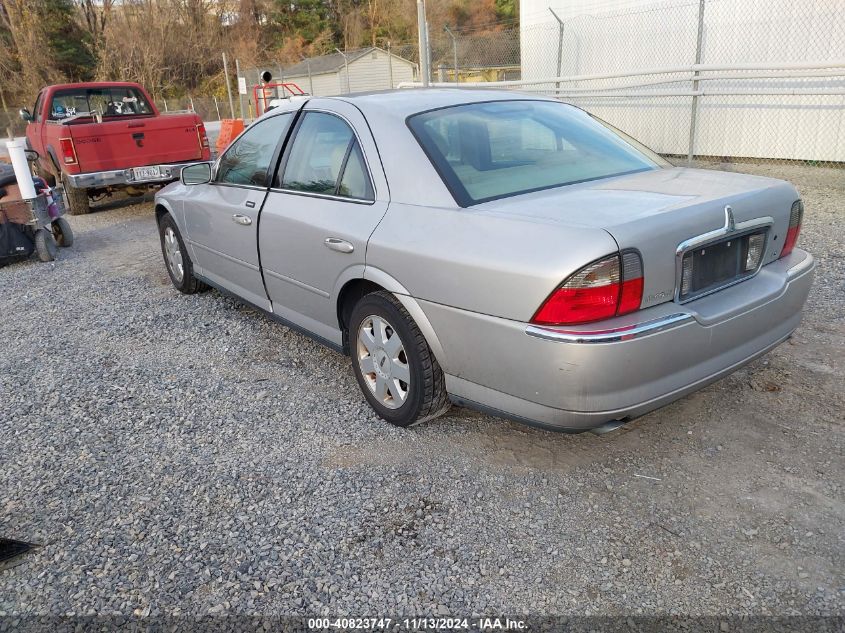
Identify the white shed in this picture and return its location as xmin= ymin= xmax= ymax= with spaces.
xmin=280 ymin=47 xmax=417 ymax=97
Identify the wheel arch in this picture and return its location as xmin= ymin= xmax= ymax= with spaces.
xmin=336 ymin=267 xmax=448 ymax=370
xmin=154 ymin=201 xmax=170 ymax=225
xmin=44 ymin=145 xmax=61 ymax=177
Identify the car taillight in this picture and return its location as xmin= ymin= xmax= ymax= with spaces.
xmin=196 ymin=123 xmax=210 ymax=150
xmin=779 ymin=200 xmax=803 ymax=259
xmin=531 ymin=251 xmax=644 ymax=326
xmin=59 ymin=137 xmax=77 ymax=165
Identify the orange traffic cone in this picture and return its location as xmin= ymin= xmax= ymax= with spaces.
xmin=215 ymin=119 xmax=245 ymax=155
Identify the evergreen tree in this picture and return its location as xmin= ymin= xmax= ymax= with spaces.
xmin=42 ymin=0 xmax=96 ymax=81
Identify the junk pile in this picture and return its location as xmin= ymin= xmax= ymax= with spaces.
xmin=1 ymin=139 xmax=73 ymax=264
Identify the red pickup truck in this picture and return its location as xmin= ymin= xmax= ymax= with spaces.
xmin=21 ymin=82 xmax=211 ymax=215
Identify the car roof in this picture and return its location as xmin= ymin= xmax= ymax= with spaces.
xmin=322 ymin=88 xmax=557 ymax=121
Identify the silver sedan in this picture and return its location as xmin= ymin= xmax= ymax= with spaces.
xmin=154 ymin=89 xmax=814 ymax=432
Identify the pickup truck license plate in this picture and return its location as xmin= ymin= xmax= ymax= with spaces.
xmin=133 ymin=166 xmax=161 ymax=180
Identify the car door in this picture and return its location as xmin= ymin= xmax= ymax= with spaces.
xmin=259 ymin=101 xmax=389 ymax=345
xmin=182 ymin=112 xmax=294 ymax=309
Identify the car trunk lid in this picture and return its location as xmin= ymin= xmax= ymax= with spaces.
xmin=473 ymin=167 xmax=798 ymax=310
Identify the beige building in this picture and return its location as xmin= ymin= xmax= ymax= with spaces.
xmin=280 ymin=47 xmax=417 ymax=97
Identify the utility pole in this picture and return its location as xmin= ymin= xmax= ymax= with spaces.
xmin=417 ymin=0 xmax=430 ymax=86
xmin=444 ymin=25 xmax=458 ymax=84
xmin=222 ymin=52 xmax=235 ymax=118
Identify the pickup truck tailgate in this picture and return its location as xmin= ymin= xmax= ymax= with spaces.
xmin=69 ymin=115 xmax=203 ymax=172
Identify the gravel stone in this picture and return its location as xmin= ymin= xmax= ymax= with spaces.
xmin=1 ymin=162 xmax=843 ymax=617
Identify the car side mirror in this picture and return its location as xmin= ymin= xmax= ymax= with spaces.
xmin=19 ymin=108 xmax=32 ymax=122
xmin=181 ymin=162 xmax=212 ymax=185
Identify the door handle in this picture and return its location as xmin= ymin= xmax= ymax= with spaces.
xmin=324 ymin=237 xmax=354 ymax=253
xmin=245 ymin=200 xmax=256 ymax=208
xmin=232 ymin=214 xmax=252 ymax=226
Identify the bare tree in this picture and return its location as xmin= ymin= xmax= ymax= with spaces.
xmin=74 ymin=0 xmax=113 ymax=41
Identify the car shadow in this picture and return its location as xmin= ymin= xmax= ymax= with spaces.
xmin=89 ymin=192 xmax=155 ymax=213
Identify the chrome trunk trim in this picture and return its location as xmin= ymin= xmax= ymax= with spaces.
xmin=525 ymin=312 xmax=694 ymax=344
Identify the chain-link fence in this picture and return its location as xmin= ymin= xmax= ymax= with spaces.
xmin=428 ymin=30 xmax=520 ymax=83
xmin=498 ymin=0 xmax=845 ymax=165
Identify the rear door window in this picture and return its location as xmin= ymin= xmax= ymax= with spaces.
xmin=278 ymin=112 xmax=374 ymax=201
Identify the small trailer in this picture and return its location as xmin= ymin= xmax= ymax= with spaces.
xmin=0 ymin=151 xmax=73 ymax=264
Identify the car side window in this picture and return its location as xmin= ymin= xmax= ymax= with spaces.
xmin=337 ymin=142 xmax=373 ymax=200
xmin=279 ymin=112 xmax=374 ymax=201
xmin=216 ymin=113 xmax=292 ymax=187
xmin=33 ymin=93 xmax=43 ymax=123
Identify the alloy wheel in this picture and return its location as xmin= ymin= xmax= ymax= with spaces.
xmin=163 ymin=226 xmax=184 ymax=283
xmin=357 ymin=315 xmax=410 ymax=409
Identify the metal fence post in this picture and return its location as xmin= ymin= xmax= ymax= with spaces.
xmin=307 ymin=59 xmax=314 ymax=95
xmin=387 ymin=41 xmax=394 ymax=88
xmin=213 ymin=96 xmax=221 ymax=121
xmin=336 ymin=48 xmax=351 ymax=94
xmin=163 ymin=98 xmax=168 ymax=112
xmin=688 ymin=0 xmax=706 ymax=163
xmin=549 ymin=8 xmax=565 ymax=93
xmin=222 ymin=52 xmax=235 ymax=118
xmin=444 ymin=25 xmax=458 ymax=84
xmin=235 ymin=58 xmax=245 ymax=120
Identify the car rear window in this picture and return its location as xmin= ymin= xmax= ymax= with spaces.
xmin=407 ymin=100 xmax=667 ymax=207
xmin=49 ymin=87 xmax=154 ymax=120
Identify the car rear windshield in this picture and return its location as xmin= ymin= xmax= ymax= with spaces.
xmin=49 ymin=87 xmax=154 ymax=120
xmin=407 ymin=100 xmax=667 ymax=206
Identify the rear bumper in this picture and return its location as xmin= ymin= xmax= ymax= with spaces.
xmin=65 ymin=162 xmax=196 ymax=189
xmin=417 ymin=249 xmax=815 ymax=432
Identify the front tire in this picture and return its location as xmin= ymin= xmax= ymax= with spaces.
xmin=61 ymin=174 xmax=90 ymax=216
xmin=349 ymin=291 xmax=450 ymax=427
xmin=34 ymin=228 xmax=57 ymax=262
xmin=158 ymin=212 xmax=207 ymax=294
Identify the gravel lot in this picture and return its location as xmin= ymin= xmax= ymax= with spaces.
xmin=0 ymin=162 xmax=843 ymax=620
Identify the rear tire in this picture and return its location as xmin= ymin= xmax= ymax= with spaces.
xmin=158 ymin=212 xmax=207 ymax=294
xmin=34 ymin=228 xmax=57 ymax=262
xmin=61 ymin=174 xmax=90 ymax=215
xmin=51 ymin=217 xmax=74 ymax=247
xmin=349 ymin=291 xmax=450 ymax=427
